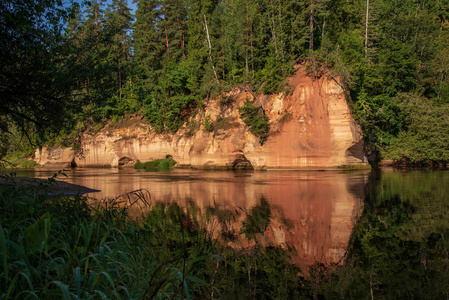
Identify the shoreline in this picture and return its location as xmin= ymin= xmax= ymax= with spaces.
xmin=0 ymin=177 xmax=100 ymax=195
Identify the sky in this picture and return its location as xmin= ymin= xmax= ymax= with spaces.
xmin=66 ymin=0 xmax=138 ymax=15
xmin=126 ymin=0 xmax=138 ymax=14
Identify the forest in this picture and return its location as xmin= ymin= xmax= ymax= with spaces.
xmin=2 ymin=1 xmax=449 ymax=298
xmin=1 ymin=0 xmax=449 ymax=165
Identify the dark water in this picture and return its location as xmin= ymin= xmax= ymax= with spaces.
xmin=3 ymin=167 xmax=449 ymax=295
xmin=333 ymin=170 xmax=449 ymax=299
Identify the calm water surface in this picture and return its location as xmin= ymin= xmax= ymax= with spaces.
xmin=3 ymin=168 xmax=369 ymax=270
xmin=4 ymin=168 xmax=449 ymax=295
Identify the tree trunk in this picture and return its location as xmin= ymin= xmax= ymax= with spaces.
xmin=322 ymin=15 xmax=326 ymax=38
xmin=365 ymin=0 xmax=369 ymax=62
xmin=221 ymin=26 xmax=225 ymax=80
xmin=278 ymin=0 xmax=284 ymax=61
xmin=118 ymin=58 xmax=121 ymax=100
xmin=95 ymin=3 xmax=99 ymax=40
xmin=182 ymin=18 xmax=186 ymax=57
xmin=204 ymin=14 xmax=219 ymax=82
xmin=310 ymin=0 xmax=315 ymax=51
xmin=270 ymin=0 xmax=279 ymax=57
xmin=250 ymin=17 xmax=254 ymax=79
xmin=245 ymin=0 xmax=249 ymax=80
xmin=164 ymin=7 xmax=170 ymax=58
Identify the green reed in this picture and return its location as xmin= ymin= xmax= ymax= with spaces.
xmin=0 ymin=182 xmax=215 ymax=299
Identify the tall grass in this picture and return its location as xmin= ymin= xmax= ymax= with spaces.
xmin=0 ymin=182 xmax=215 ymax=299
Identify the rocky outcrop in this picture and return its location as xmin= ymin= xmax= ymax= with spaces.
xmin=35 ymin=146 xmax=75 ymax=167
xmin=35 ymin=67 xmax=368 ymax=169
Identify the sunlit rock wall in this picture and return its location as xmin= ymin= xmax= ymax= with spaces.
xmin=35 ymin=67 xmax=368 ymax=169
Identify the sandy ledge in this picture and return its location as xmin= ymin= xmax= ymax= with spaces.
xmin=0 ymin=177 xmax=100 ymax=195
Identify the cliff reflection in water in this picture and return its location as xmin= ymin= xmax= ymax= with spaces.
xmin=22 ymin=168 xmax=368 ymax=271
xmin=53 ymin=169 xmax=368 ymax=269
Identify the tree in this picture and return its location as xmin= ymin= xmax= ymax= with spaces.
xmin=104 ymin=0 xmax=134 ymax=101
xmin=0 ymin=0 xmax=72 ymax=139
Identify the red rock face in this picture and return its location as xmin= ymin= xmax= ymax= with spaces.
xmin=259 ymin=68 xmax=365 ymax=168
xmin=35 ymin=67 xmax=368 ymax=169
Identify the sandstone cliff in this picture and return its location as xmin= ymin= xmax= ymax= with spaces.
xmin=35 ymin=68 xmax=368 ymax=169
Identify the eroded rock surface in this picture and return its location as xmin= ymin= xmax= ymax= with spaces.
xmin=35 ymin=68 xmax=368 ymax=169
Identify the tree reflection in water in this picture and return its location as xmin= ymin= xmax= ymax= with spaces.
xmin=139 ymin=170 xmax=449 ymax=298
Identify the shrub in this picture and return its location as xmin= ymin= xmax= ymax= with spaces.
xmin=383 ymin=93 xmax=449 ymax=165
xmin=145 ymin=94 xmax=196 ymax=133
xmin=134 ymin=157 xmax=177 ymax=170
xmin=238 ymin=99 xmax=270 ymax=145
xmin=18 ymin=159 xmax=39 ymax=168
xmin=186 ymin=120 xmax=198 ymax=136
xmin=0 ymin=181 xmax=214 ymax=299
xmin=2 ymin=156 xmax=39 ymax=168
xmin=202 ymin=115 xmax=214 ymax=132
xmin=241 ymin=197 xmax=271 ymax=239
xmin=215 ymin=116 xmax=239 ymax=131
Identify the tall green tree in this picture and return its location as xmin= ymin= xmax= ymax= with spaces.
xmin=104 ymin=0 xmax=135 ymax=113
xmin=0 ymin=0 xmax=72 ymax=139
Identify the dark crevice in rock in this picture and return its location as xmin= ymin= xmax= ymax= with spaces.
xmin=118 ymin=156 xmax=134 ymax=167
xmin=231 ymin=154 xmax=254 ymax=170
xmin=345 ymin=140 xmax=366 ymax=162
xmin=70 ymin=158 xmax=77 ymax=168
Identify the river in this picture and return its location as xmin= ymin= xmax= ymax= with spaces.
xmin=2 ymin=168 xmax=367 ymax=270
xmin=3 ymin=167 xmax=449 ymax=289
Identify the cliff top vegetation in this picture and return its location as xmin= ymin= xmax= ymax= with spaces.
xmin=1 ymin=0 xmax=449 ymax=166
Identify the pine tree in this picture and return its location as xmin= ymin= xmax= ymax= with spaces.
xmin=134 ymin=0 xmax=165 ymax=89
xmin=78 ymin=0 xmax=110 ymax=111
xmin=105 ymin=0 xmax=134 ymax=101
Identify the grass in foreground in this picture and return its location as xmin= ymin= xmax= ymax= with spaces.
xmin=0 ymin=183 xmax=216 ymax=299
xmin=0 ymin=179 xmax=307 ymax=299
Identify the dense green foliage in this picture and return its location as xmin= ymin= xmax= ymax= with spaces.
xmin=316 ymin=171 xmax=449 ymax=298
xmin=324 ymin=1 xmax=449 ymax=163
xmin=0 ymin=183 xmax=215 ymax=298
xmin=1 ymin=0 xmax=449 ymax=164
xmin=134 ymin=157 xmax=177 ymax=170
xmin=238 ymin=99 xmax=270 ymax=145
xmin=384 ymin=94 xmax=449 ymax=165
xmin=241 ymin=197 xmax=271 ymax=239
xmin=0 ymin=0 xmax=74 ymax=160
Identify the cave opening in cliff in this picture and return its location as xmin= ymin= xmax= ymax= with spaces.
xmin=118 ymin=156 xmax=134 ymax=167
xmin=70 ymin=158 xmax=77 ymax=168
xmin=231 ymin=154 xmax=254 ymax=170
